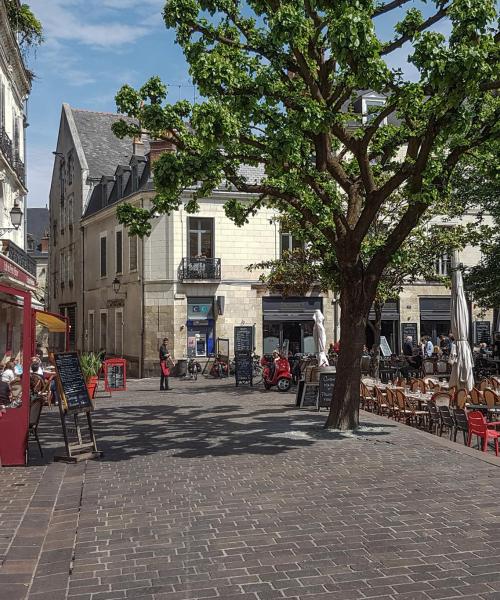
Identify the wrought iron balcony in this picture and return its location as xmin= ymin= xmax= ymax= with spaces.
xmin=179 ymin=257 xmax=221 ymax=281
xmin=0 ymin=127 xmax=26 ymax=186
xmin=1 ymin=239 xmax=36 ymax=277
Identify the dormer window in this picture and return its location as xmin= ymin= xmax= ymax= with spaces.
xmin=131 ymin=164 xmax=138 ymax=191
xmin=363 ymin=98 xmax=386 ymax=125
xmin=116 ymin=173 xmax=123 ymax=199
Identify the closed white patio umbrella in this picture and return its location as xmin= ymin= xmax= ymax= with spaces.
xmin=313 ymin=309 xmax=329 ymax=367
xmin=449 ymin=262 xmax=474 ymax=391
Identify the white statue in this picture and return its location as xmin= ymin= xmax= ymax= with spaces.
xmin=313 ymin=309 xmax=329 ymax=367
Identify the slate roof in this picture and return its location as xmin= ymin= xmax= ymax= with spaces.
xmin=26 ymin=207 xmax=49 ymax=246
xmin=70 ymin=108 xmax=144 ymax=179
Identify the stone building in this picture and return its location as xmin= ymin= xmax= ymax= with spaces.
xmin=48 ymin=105 xmax=494 ymax=375
xmin=26 ymin=206 xmax=49 ymax=307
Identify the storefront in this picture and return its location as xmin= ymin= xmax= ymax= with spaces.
xmin=262 ymin=297 xmax=322 ymax=354
xmin=366 ymin=300 xmax=400 ymax=354
xmin=419 ymin=297 xmax=451 ymax=344
xmin=186 ymin=297 xmax=215 ymax=357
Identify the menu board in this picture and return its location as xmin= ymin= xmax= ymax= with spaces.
xmin=300 ymin=383 xmax=318 ymax=408
xmin=54 ymin=352 xmax=92 ymax=413
xmin=234 ymin=326 xmax=253 ymax=354
xmin=318 ymin=372 xmax=336 ymax=409
xmin=104 ymin=359 xmax=126 ymax=392
xmin=401 ymin=323 xmax=417 ymax=347
xmin=235 ymin=354 xmax=253 ymax=386
xmin=475 ymin=321 xmax=491 ymax=344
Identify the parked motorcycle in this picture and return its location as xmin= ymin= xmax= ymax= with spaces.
xmin=260 ymin=353 xmax=292 ymax=392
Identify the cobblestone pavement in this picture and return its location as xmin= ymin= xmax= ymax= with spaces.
xmin=3 ymin=377 xmax=500 ymax=600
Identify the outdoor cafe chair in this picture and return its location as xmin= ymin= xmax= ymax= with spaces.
xmin=373 ymin=386 xmax=389 ymax=416
xmin=427 ymin=401 xmax=440 ymax=435
xmin=29 ymin=395 xmax=44 ymax=458
xmin=360 ymin=382 xmax=375 ymax=412
xmin=432 ymin=391 xmax=452 ymax=408
xmin=410 ymin=379 xmax=427 ymax=393
xmin=453 ymin=409 xmax=468 ymax=444
xmin=467 ymin=410 xmax=500 ymax=456
xmin=478 ymin=379 xmax=491 ymax=391
xmin=383 ymin=387 xmax=398 ymax=419
xmin=436 ymin=360 xmax=449 ymax=377
xmin=398 ymin=390 xmax=428 ymax=428
xmin=422 ymin=360 xmax=435 ymax=376
xmin=483 ymin=388 xmax=500 ymax=412
xmin=470 ymin=387 xmax=486 ymax=406
xmin=455 ymin=388 xmax=468 ymax=410
xmin=438 ymin=405 xmax=455 ymax=439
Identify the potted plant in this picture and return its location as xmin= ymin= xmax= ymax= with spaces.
xmin=80 ymin=352 xmax=102 ymax=399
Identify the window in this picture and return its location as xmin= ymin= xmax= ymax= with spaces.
xmin=131 ymin=164 xmax=138 ymax=191
xmin=60 ymin=250 xmax=65 ymax=285
xmin=188 ymin=217 xmax=214 ymax=258
xmin=116 ymin=173 xmax=122 ymax=199
xmin=435 ymin=253 xmax=451 ymax=277
xmin=115 ymin=309 xmax=123 ymax=356
xmin=280 ymin=232 xmax=303 ymax=256
xmin=0 ymin=81 xmax=5 ymax=130
xmin=68 ymin=246 xmax=74 ymax=283
xmin=115 ymin=229 xmax=123 ymax=274
xmin=129 ymin=235 xmax=138 ymax=272
xmin=12 ymin=115 xmax=20 ymax=157
xmin=59 ymin=160 xmax=66 ymax=202
xmin=364 ymin=98 xmax=386 ymax=124
xmin=88 ymin=311 xmax=95 ymax=352
xmin=100 ymin=233 xmax=107 ymax=277
xmin=67 ymin=195 xmax=74 ymax=228
xmin=100 ymin=311 xmax=107 ymax=351
xmin=67 ymin=151 xmax=74 ymax=186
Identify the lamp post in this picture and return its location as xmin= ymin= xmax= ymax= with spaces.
xmin=0 ymin=205 xmax=23 ymax=236
xmin=112 ymin=276 xmax=127 ymax=297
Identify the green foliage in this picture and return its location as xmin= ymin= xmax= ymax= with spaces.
xmin=6 ymin=1 xmax=43 ymax=50
xmin=79 ymin=353 xmax=102 ymax=380
xmin=113 ymin=0 xmax=499 ymax=312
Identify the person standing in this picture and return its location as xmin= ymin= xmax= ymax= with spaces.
xmin=159 ymin=337 xmax=171 ymax=391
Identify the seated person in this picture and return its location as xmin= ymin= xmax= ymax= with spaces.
xmin=0 ymin=379 xmax=11 ymax=405
xmin=30 ymin=363 xmax=45 ymax=393
xmin=1 ymin=361 xmax=16 ymax=384
xmin=31 ymin=357 xmax=44 ymax=376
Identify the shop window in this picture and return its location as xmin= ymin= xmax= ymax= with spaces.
xmin=100 ymin=233 xmax=107 ymax=277
xmin=115 ymin=229 xmax=123 ymax=274
xmin=129 ymin=235 xmax=138 ymax=272
xmin=188 ymin=217 xmax=214 ymax=258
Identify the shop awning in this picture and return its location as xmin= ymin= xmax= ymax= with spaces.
xmin=34 ymin=310 xmax=67 ymax=333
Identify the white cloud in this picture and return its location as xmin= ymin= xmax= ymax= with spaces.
xmin=29 ymin=0 xmax=154 ymax=49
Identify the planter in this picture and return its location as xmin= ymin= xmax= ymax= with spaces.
xmin=86 ymin=376 xmax=98 ymax=399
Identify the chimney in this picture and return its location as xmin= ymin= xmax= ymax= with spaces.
xmin=149 ymin=134 xmax=176 ymax=165
xmin=40 ymin=234 xmax=49 ymax=253
xmin=132 ymin=133 xmax=145 ymax=157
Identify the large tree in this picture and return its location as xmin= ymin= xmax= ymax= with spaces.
xmin=113 ymin=0 xmax=499 ymax=429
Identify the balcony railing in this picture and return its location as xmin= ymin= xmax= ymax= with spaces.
xmin=0 ymin=127 xmax=26 ymax=185
xmin=179 ymin=257 xmax=221 ymax=281
xmin=2 ymin=239 xmax=37 ymax=277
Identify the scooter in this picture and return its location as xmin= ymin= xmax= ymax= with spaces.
xmin=260 ymin=353 xmax=292 ymax=392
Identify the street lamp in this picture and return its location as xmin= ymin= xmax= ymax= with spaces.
xmin=112 ymin=276 xmax=127 ymax=297
xmin=0 ymin=205 xmax=23 ymax=236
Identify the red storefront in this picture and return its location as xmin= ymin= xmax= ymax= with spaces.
xmin=0 ymin=255 xmax=35 ymax=465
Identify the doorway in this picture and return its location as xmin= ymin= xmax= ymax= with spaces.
xmin=263 ymin=321 xmax=315 ymax=354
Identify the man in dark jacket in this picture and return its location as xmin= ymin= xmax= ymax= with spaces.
xmin=159 ymin=337 xmax=171 ymax=391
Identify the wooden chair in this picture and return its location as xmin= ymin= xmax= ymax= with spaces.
xmin=422 ymin=360 xmax=435 ymax=376
xmin=483 ymin=388 xmax=500 ymax=411
xmin=471 ymin=387 xmax=486 ymax=406
xmin=360 ymin=382 xmax=375 ymax=411
xmin=431 ymin=391 xmax=452 ymax=408
xmin=401 ymin=390 xmax=428 ymax=427
xmin=436 ymin=360 xmax=449 ymax=378
xmin=378 ymin=387 xmax=394 ymax=418
xmin=373 ymin=386 xmax=388 ymax=415
xmin=455 ymin=388 xmax=468 ymax=410
xmin=410 ymin=379 xmax=427 ymax=393
xmin=478 ymin=379 xmax=490 ymax=391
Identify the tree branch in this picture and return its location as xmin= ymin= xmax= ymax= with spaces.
xmin=381 ymin=5 xmax=449 ymax=55
xmin=373 ymin=0 xmax=412 ymax=17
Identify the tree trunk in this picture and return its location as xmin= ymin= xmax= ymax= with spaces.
xmin=325 ymin=279 xmax=374 ymax=430
xmin=368 ymin=301 xmax=383 ymax=379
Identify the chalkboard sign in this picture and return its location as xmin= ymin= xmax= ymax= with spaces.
xmin=234 ymin=326 xmax=253 ymax=354
xmin=475 ymin=321 xmax=491 ymax=344
xmin=104 ymin=359 xmax=126 ymax=392
xmin=401 ymin=323 xmax=417 ymax=347
xmin=300 ymin=383 xmax=318 ymax=408
xmin=380 ymin=336 xmax=392 ymax=357
xmin=235 ymin=353 xmax=253 ymax=386
xmin=318 ymin=372 xmax=336 ymax=410
xmin=54 ymin=352 xmax=92 ymax=413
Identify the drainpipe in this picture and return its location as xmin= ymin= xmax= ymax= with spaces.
xmin=81 ymin=224 xmax=85 ymax=351
xmin=139 ymin=197 xmax=145 ymax=378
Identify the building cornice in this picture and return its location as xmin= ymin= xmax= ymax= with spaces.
xmin=0 ymin=0 xmax=31 ymax=102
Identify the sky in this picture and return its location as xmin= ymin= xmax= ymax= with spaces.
xmin=24 ymin=0 xmax=447 ymax=209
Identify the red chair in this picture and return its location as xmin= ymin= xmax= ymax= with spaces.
xmin=467 ymin=411 xmax=500 ymax=456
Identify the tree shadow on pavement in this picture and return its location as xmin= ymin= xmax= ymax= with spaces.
xmin=31 ymin=400 xmax=396 ymax=465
